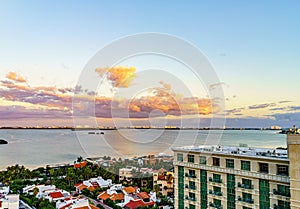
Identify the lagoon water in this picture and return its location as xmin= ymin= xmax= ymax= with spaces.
xmin=0 ymin=129 xmax=286 ymax=169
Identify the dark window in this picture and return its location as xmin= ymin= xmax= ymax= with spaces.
xmin=213 ymin=174 xmax=222 ymax=183
xmin=277 ymin=165 xmax=289 ymax=176
xmin=242 ymin=192 xmax=253 ymax=204
xmin=241 ymin=160 xmax=251 ymax=171
xmin=213 ymin=157 xmax=220 ymax=167
xmin=188 ymin=169 xmax=196 ymax=178
xmin=199 ymin=156 xmax=206 ymax=165
xmin=278 ymin=200 xmax=290 ymax=209
xmin=259 ymin=163 xmax=269 ymax=173
xmin=188 ymin=154 xmax=195 ymax=163
xmin=226 ymin=159 xmax=235 ymax=168
xmin=189 ymin=181 xmax=196 ymax=190
xmin=277 ymin=184 xmax=290 ymax=197
xmin=242 ymin=178 xmax=253 ymax=189
xmin=177 ymin=153 xmax=183 ymax=162
xmin=189 ymin=192 xmax=196 ymax=201
xmin=189 ymin=204 xmax=195 ymax=209
xmin=213 ymin=199 xmax=221 ymax=208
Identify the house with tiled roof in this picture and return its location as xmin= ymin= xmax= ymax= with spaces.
xmin=124 ymin=199 xmax=155 ymax=209
xmin=75 ymin=176 xmax=112 ymax=193
xmin=56 ymin=197 xmax=99 ymax=209
xmin=74 ymin=161 xmax=88 ymax=169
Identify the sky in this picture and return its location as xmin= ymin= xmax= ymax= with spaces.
xmin=0 ymin=0 xmax=299 ymax=128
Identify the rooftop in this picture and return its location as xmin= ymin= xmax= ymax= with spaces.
xmin=172 ymin=145 xmax=288 ymax=160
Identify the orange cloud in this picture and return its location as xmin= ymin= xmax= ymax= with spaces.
xmin=95 ymin=66 xmax=136 ymax=88
xmin=6 ymin=72 xmax=26 ymax=83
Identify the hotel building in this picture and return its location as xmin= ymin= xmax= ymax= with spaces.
xmin=173 ymin=132 xmax=300 ymax=209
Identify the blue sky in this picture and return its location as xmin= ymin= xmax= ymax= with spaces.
xmin=0 ymin=0 xmax=299 ymax=127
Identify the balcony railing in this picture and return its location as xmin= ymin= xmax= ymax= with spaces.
xmin=209 ymin=202 xmax=223 ymax=209
xmin=209 ymin=189 xmax=223 ymax=196
xmin=185 ymin=173 xmax=197 ymax=178
xmin=185 ymin=184 xmax=196 ymax=190
xmin=174 ymin=161 xmax=289 ymax=183
xmin=237 ymin=196 xmax=254 ymax=204
xmin=185 ymin=196 xmax=196 ymax=201
xmin=273 ymin=189 xmax=290 ymax=197
xmin=209 ymin=177 xmax=222 ymax=183
xmin=237 ymin=182 xmax=254 ymax=190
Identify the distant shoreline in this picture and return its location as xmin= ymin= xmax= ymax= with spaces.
xmin=0 ymin=127 xmax=283 ymax=131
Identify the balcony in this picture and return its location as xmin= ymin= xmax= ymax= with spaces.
xmin=237 ymin=182 xmax=254 ymax=190
xmin=237 ymin=196 xmax=254 ymax=204
xmin=185 ymin=196 xmax=196 ymax=201
xmin=209 ymin=202 xmax=223 ymax=209
xmin=273 ymin=189 xmax=290 ymax=197
xmin=185 ymin=184 xmax=196 ymax=190
xmin=209 ymin=189 xmax=223 ymax=196
xmin=209 ymin=177 xmax=222 ymax=184
xmin=185 ymin=173 xmax=197 ymax=178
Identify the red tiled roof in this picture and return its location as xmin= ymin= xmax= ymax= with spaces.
xmin=74 ymin=161 xmax=88 ymax=168
xmin=49 ymin=191 xmax=64 ymax=199
xmin=98 ymin=191 xmax=111 ymax=200
xmin=90 ymin=205 xmax=100 ymax=209
xmin=91 ymin=182 xmax=100 ymax=188
xmin=77 ymin=184 xmax=88 ymax=191
xmin=59 ymin=203 xmax=72 ymax=209
xmin=123 ymin=186 xmax=135 ymax=194
xmin=110 ymin=193 xmax=124 ymax=201
xmin=125 ymin=199 xmax=155 ymax=209
xmin=137 ymin=192 xmax=150 ymax=199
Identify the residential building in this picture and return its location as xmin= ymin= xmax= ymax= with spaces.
xmin=0 ymin=184 xmax=9 ymax=195
xmin=172 ymin=132 xmax=299 ymax=209
xmin=0 ymin=194 xmax=19 ymax=209
xmin=153 ymin=168 xmax=174 ymax=196
xmin=119 ymin=166 xmax=138 ymax=182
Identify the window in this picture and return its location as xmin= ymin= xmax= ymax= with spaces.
xmin=226 ymin=159 xmax=234 ymax=168
xmin=213 ymin=157 xmax=220 ymax=167
xmin=213 ymin=186 xmax=222 ymax=196
xmin=242 ymin=178 xmax=253 ymax=189
xmin=278 ymin=200 xmax=290 ymax=209
xmin=259 ymin=163 xmax=269 ymax=173
xmin=213 ymin=198 xmax=221 ymax=208
xmin=177 ymin=153 xmax=183 ymax=162
xmin=189 ymin=192 xmax=196 ymax=201
xmin=189 ymin=181 xmax=196 ymax=190
xmin=188 ymin=169 xmax=196 ymax=178
xmin=241 ymin=160 xmax=251 ymax=171
xmin=188 ymin=154 xmax=195 ymax=163
xmin=213 ymin=174 xmax=222 ymax=183
xmin=199 ymin=156 xmax=206 ymax=165
xmin=189 ymin=204 xmax=195 ymax=209
xmin=277 ymin=184 xmax=290 ymax=197
xmin=242 ymin=192 xmax=253 ymax=204
xmin=277 ymin=165 xmax=289 ymax=176
xmin=243 ymin=207 xmax=251 ymax=209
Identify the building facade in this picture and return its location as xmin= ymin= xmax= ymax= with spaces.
xmin=172 ymin=133 xmax=299 ymax=209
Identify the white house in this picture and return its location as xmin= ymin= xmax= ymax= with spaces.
xmin=0 ymin=194 xmax=19 ymax=209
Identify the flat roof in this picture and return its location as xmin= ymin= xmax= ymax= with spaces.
xmin=172 ymin=145 xmax=288 ymax=161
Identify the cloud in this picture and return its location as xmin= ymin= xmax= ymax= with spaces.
xmin=226 ymin=107 xmax=245 ymax=114
xmin=248 ymin=103 xmax=276 ymax=110
xmin=288 ymin=106 xmax=300 ymax=111
xmin=6 ymin=72 xmax=26 ymax=83
xmin=278 ymin=100 xmax=292 ymax=104
xmin=95 ymin=66 xmax=136 ymax=88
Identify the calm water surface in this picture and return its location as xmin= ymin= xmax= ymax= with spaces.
xmin=0 ymin=129 xmax=286 ymax=169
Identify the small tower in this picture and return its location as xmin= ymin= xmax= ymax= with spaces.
xmin=287 ymin=126 xmax=300 ymax=208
